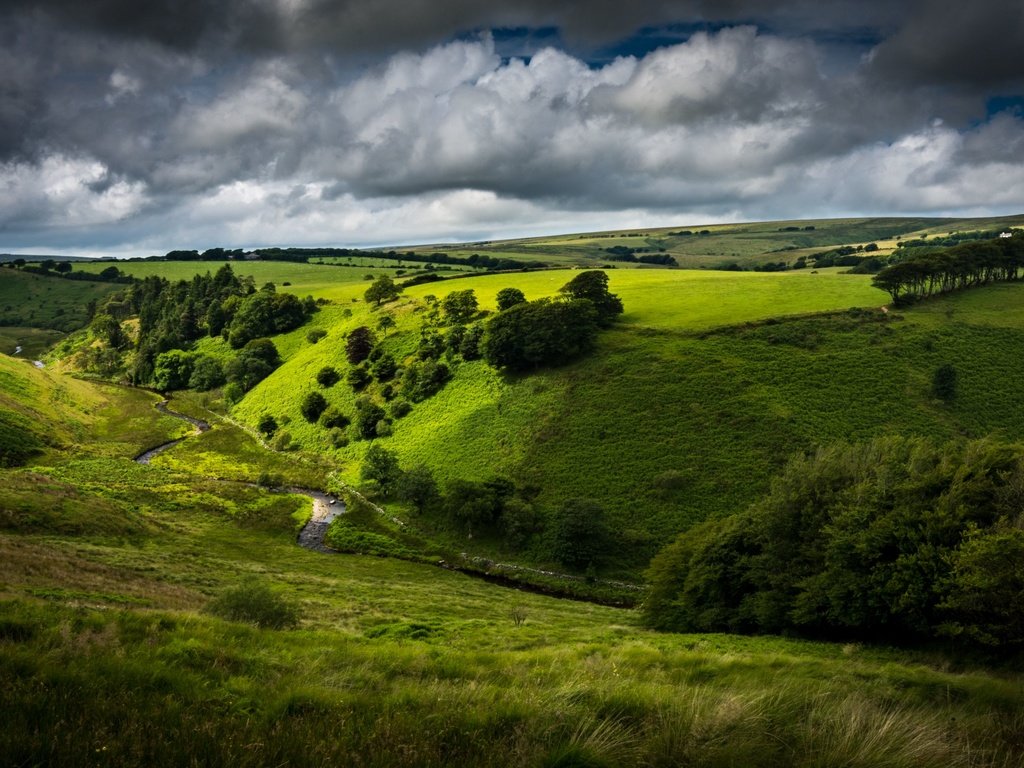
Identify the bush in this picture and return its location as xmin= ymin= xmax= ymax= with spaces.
xmin=933 ymin=363 xmax=957 ymax=402
xmin=347 ymin=365 xmax=372 ymax=392
xmin=390 ymin=399 xmax=412 ymax=419
xmin=299 ymin=391 xmax=328 ymax=422
xmin=551 ymin=498 xmax=610 ymax=570
xmin=345 ymin=326 xmax=375 ymax=364
xmin=271 ymin=430 xmax=293 ymax=451
xmin=306 ymin=328 xmax=327 ymax=344
xmin=354 ymin=400 xmax=386 ymax=440
xmin=319 ymin=407 xmax=350 ymax=429
xmin=206 ymin=581 xmax=300 ymax=629
xmin=316 ymin=366 xmax=340 ymax=387
xmin=257 ymin=414 xmax=278 ymax=437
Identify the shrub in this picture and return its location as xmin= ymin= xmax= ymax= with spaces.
xmin=206 ymin=581 xmax=300 ymax=629
xmin=316 ymin=366 xmax=340 ymax=387
xmin=328 ymin=427 xmax=349 ymax=448
xmin=299 ymin=391 xmax=328 ymax=423
xmin=496 ymin=287 xmax=526 ymax=311
xmin=354 ymin=400 xmax=386 ymax=440
xmin=551 ymin=498 xmax=610 ymax=570
xmin=390 ymin=399 xmax=412 ymax=419
xmin=933 ymin=363 xmax=957 ymax=402
xmin=257 ymin=414 xmax=278 ymax=437
xmin=345 ymin=326 xmax=375 ymax=364
xmin=188 ymin=355 xmax=226 ymax=391
xmin=347 ymin=365 xmax=372 ymax=392
xmin=319 ymin=407 xmax=350 ymax=429
xmin=271 ymin=430 xmax=293 ymax=451
xmin=306 ymin=328 xmax=327 ymax=344
xmin=223 ymin=382 xmax=245 ymax=405
xmin=361 ymin=444 xmax=401 ymax=496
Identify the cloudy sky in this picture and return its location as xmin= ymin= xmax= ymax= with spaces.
xmin=2 ymin=0 xmax=1023 ymax=256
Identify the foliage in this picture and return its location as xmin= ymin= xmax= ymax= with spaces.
xmin=306 ymin=328 xmax=327 ymax=344
xmin=873 ymin=234 xmax=1024 ymax=304
xmin=933 ymin=363 xmax=957 ymax=401
xmin=396 ymin=464 xmax=439 ymax=512
xmin=299 ymin=391 xmax=328 ymax=423
xmin=559 ymin=270 xmax=623 ymax=327
xmin=257 ymin=414 xmax=278 ymax=437
xmin=481 ymin=298 xmax=599 ymax=371
xmin=206 ymin=581 xmax=300 ymax=629
xmin=401 ymin=359 xmax=450 ymax=401
xmin=227 ymin=288 xmax=314 ymax=349
xmin=354 ymin=399 xmax=386 ymax=440
xmin=188 ymin=355 xmax=226 ymax=391
xmin=495 ymin=287 xmax=527 ymax=311
xmin=364 ymin=274 xmax=400 ymax=306
xmin=226 ymin=338 xmax=281 ymax=391
xmin=361 ymin=444 xmax=401 ymax=496
xmin=550 ymin=498 xmax=610 ymax=570
xmin=441 ymin=289 xmax=479 ymax=324
xmin=319 ymin=407 xmax=350 ymax=430
xmin=345 ymin=326 xmax=375 ymax=365
xmin=644 ymin=436 xmax=1024 ymax=649
xmin=316 ymin=366 xmax=340 ymax=387
xmin=153 ymin=350 xmax=195 ymax=391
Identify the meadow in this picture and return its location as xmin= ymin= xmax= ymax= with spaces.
xmin=1 ymin=364 xmax=1023 ymax=766
xmin=0 ymin=269 xmax=119 ymax=332
xmin=4 ymin=216 xmax=1024 ymax=764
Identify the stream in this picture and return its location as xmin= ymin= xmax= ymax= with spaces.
xmin=133 ymin=397 xmax=640 ymax=605
xmin=133 ymin=399 xmax=343 ymax=551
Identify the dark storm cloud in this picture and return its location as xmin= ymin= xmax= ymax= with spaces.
xmin=0 ymin=1 xmax=1022 ymax=252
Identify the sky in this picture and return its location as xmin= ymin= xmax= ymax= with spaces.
xmin=1 ymin=0 xmax=1023 ymax=256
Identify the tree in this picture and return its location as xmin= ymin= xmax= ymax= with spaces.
xmin=559 ymin=270 xmax=623 ymax=327
xmin=54 ymin=261 xmax=72 ymax=274
xmin=257 ymin=414 xmax=278 ymax=437
xmin=316 ymin=366 xmax=340 ymax=388
xmin=551 ymin=498 xmax=611 ymax=570
xmin=347 ymin=365 xmax=372 ymax=392
xmin=188 ymin=355 xmax=226 ymax=390
xmin=361 ymin=444 xmax=401 ymax=496
xmin=364 ymin=275 xmax=400 ymax=306
xmin=153 ymin=350 xmax=194 ymax=391
xmin=397 ymin=465 xmax=439 ymax=513
xmin=354 ymin=400 xmax=386 ymax=440
xmin=481 ymin=298 xmax=598 ymax=371
xmin=460 ymin=323 xmax=484 ymax=360
xmin=441 ymin=289 xmax=478 ymax=324
xmin=90 ymin=313 xmax=128 ymax=350
xmin=345 ymin=326 xmax=375 ymax=364
xmin=933 ymin=363 xmax=957 ymax=402
xmin=300 ymin=391 xmax=328 ymax=423
xmin=377 ymin=314 xmax=396 ymax=336
xmin=495 ymin=287 xmax=526 ymax=312
xmin=226 ymin=338 xmax=281 ymax=391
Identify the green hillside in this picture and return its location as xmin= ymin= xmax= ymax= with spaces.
xmin=0 ymin=268 xmax=119 ymax=333
xmin=225 ymin=265 xmax=1024 ymax=574
xmin=0 ymin=366 xmax=1021 ymax=765
xmin=3 ymin=217 xmax=1024 ymax=765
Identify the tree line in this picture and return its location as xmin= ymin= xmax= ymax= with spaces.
xmin=644 ymin=436 xmax=1024 ymax=652
xmin=872 ymin=233 xmax=1024 ymax=304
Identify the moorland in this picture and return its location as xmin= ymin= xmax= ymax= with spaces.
xmin=2 ymin=215 xmax=1023 ymax=766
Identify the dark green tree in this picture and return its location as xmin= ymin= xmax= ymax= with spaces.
xmin=257 ymin=414 xmax=279 ymax=437
xmin=300 ymin=391 xmax=328 ymax=423
xmin=397 ymin=465 xmax=439 ymax=513
xmin=551 ymin=498 xmax=610 ymax=570
xmin=361 ymin=444 xmax=401 ymax=496
xmin=345 ymin=326 xmax=375 ymax=364
xmin=933 ymin=363 xmax=957 ymax=402
xmin=316 ymin=366 xmax=340 ymax=387
xmin=441 ymin=289 xmax=478 ymax=324
xmin=559 ymin=270 xmax=623 ymax=327
xmin=364 ymin=275 xmax=400 ymax=306
xmin=495 ymin=287 xmax=526 ymax=311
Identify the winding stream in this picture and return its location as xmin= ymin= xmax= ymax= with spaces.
xmin=133 ymin=397 xmax=640 ymax=605
xmin=133 ymin=399 xmax=343 ymax=551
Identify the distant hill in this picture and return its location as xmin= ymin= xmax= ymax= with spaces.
xmin=0 ymin=253 xmax=98 ymax=262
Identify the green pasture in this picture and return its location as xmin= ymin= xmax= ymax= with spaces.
xmin=2 ymin=421 xmax=1023 ymax=766
xmin=0 ymin=326 xmax=65 ymax=359
xmin=233 ymin=270 xmax=1024 ymax=575
xmin=0 ymin=269 xmax=119 ymax=331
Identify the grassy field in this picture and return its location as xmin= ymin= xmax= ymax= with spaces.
xmin=2 ymin=412 xmax=1023 ymax=766
xmin=224 ymin=268 xmax=1024 ymax=577
xmin=403 ymin=214 xmax=1024 ymax=268
xmin=0 ymin=269 xmax=120 ymax=332
xmin=4 ymin=241 xmax=1024 ymax=764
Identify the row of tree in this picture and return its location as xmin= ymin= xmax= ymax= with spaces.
xmin=358 ymin=445 xmax=612 ymax=567
xmin=643 ymin=436 xmax=1024 ymax=651
xmin=872 ymin=234 xmax=1024 ymax=303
